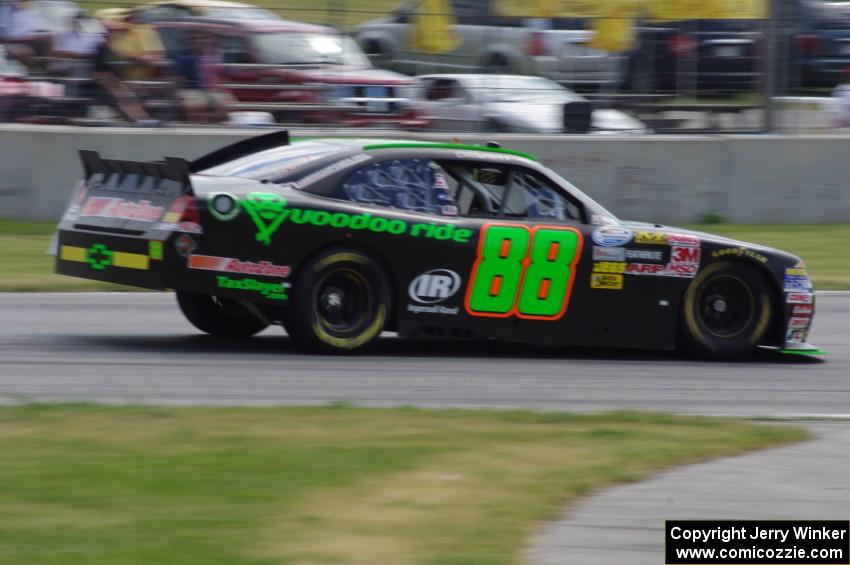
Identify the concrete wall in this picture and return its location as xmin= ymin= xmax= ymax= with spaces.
xmin=1 ymin=125 xmax=849 ymax=224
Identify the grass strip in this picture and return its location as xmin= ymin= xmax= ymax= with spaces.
xmin=0 ymin=404 xmax=805 ymax=564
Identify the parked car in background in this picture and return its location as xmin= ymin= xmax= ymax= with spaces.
xmin=0 ymin=45 xmax=66 ymax=122
xmin=356 ymin=0 xmax=623 ymax=91
xmin=782 ymin=0 xmax=850 ymax=89
xmin=95 ymin=0 xmax=280 ymax=24
xmin=151 ymin=17 xmax=424 ymax=127
xmin=418 ymin=74 xmax=646 ymax=133
xmin=626 ymin=19 xmax=763 ymax=93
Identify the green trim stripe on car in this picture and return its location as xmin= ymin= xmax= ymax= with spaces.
xmin=362 ymin=142 xmax=539 ymax=161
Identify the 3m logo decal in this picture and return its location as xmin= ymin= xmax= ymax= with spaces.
xmin=465 ymin=224 xmax=583 ymax=321
xmin=671 ymin=246 xmax=700 ymax=264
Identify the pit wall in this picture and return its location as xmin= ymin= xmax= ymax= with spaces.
xmin=1 ymin=125 xmax=848 ymax=224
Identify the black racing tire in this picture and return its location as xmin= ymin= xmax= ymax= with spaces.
xmin=284 ymin=248 xmax=389 ymax=354
xmin=176 ymin=291 xmax=269 ymax=337
xmin=680 ymin=261 xmax=773 ymax=359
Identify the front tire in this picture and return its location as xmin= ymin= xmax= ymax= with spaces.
xmin=285 ymin=248 xmax=389 ymax=354
xmin=176 ymin=291 xmax=269 ymax=337
xmin=680 ymin=261 xmax=773 ymax=359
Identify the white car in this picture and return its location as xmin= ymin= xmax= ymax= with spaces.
xmin=418 ymin=74 xmax=647 ymax=134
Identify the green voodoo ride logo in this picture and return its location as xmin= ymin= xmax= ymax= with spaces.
xmin=240 ymin=193 xmax=289 ymax=245
xmin=235 ymin=192 xmax=473 ymax=246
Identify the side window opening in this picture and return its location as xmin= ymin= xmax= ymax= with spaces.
xmin=503 ymin=171 xmax=583 ymax=222
xmin=440 ymin=161 xmax=584 ymax=222
xmin=340 ymin=158 xmax=459 ymax=216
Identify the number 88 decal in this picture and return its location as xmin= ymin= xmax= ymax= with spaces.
xmin=464 ymin=223 xmax=584 ymax=320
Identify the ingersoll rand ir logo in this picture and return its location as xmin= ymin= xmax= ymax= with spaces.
xmin=408 ymin=269 xmax=461 ymax=304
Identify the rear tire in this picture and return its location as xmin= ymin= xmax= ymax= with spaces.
xmin=176 ymin=291 xmax=269 ymax=337
xmin=284 ymin=248 xmax=389 ymax=354
xmin=680 ymin=261 xmax=773 ymax=359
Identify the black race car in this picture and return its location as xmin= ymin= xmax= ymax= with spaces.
xmin=55 ymin=131 xmax=821 ymax=358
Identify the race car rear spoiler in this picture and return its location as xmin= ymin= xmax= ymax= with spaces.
xmin=79 ymin=150 xmax=192 ymax=197
xmin=190 ymin=129 xmax=290 ymax=172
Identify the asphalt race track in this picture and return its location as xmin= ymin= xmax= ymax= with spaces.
xmin=0 ymin=292 xmax=847 ymax=417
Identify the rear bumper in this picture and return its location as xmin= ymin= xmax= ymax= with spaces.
xmin=55 ymin=229 xmax=167 ymax=290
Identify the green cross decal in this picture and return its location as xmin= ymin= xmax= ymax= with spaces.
xmin=86 ymin=243 xmax=114 ymax=270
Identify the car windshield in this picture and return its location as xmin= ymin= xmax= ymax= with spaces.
xmin=473 ymin=77 xmax=574 ymax=103
xmin=252 ymin=33 xmax=370 ymax=66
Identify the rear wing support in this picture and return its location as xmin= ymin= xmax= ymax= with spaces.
xmin=78 ymin=150 xmax=193 ymax=195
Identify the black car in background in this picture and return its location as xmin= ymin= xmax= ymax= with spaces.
xmin=781 ymin=0 xmax=850 ymax=89
xmin=626 ymin=19 xmax=763 ymax=94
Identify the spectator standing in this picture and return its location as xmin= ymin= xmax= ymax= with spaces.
xmin=173 ymin=30 xmax=232 ymax=123
xmin=91 ymin=21 xmax=157 ymax=126
xmin=50 ymin=11 xmax=104 ymax=95
xmin=107 ymin=9 xmax=166 ymax=81
xmin=0 ymin=0 xmax=51 ymax=70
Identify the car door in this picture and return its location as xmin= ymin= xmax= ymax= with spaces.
xmin=421 ymin=78 xmax=481 ymax=131
xmin=434 ymin=160 xmax=677 ymax=349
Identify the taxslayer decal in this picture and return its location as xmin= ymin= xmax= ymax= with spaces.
xmin=792 ymin=304 xmax=813 ymax=315
xmin=188 ymin=254 xmax=292 ymax=278
xmin=79 ymin=197 xmax=164 ymax=223
xmin=216 ymin=276 xmax=289 ymax=301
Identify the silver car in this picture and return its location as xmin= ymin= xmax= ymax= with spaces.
xmin=418 ymin=74 xmax=646 ymax=133
xmin=356 ymin=0 xmax=622 ymax=90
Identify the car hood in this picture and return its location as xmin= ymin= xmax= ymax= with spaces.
xmin=487 ymin=101 xmax=646 ymax=133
